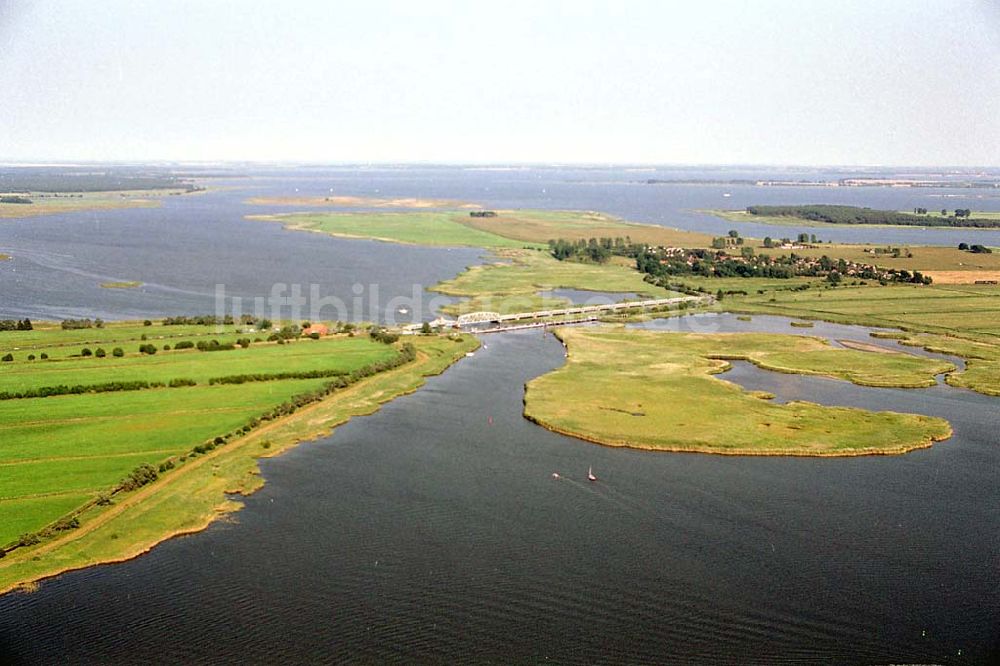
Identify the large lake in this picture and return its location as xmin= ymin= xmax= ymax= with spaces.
xmin=1 ymin=167 xmax=998 ymax=663
xmin=3 ymin=165 xmax=1000 ymax=321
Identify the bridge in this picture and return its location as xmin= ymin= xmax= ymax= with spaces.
xmin=455 ymin=295 xmax=710 ymax=330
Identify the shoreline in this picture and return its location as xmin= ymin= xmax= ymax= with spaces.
xmin=522 ymin=407 xmax=952 ymax=457
xmin=0 ymin=335 xmax=479 ymax=597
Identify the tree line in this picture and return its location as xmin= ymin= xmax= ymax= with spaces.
xmin=747 ymin=204 xmax=1000 ymax=228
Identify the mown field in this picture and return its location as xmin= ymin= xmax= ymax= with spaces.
xmin=524 ymin=327 xmax=952 ymax=456
xmin=0 ymin=326 xmax=402 ymax=546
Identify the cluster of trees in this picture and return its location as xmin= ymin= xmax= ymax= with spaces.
xmin=0 ymin=379 xmax=167 ymax=401
xmin=469 ymin=210 xmax=498 ymax=218
xmin=370 ymin=327 xmax=400 ymax=344
xmin=163 ymin=315 xmax=230 ymax=326
xmin=0 ymin=195 xmax=32 ymax=204
xmin=634 ymin=246 xmax=931 ymax=285
xmin=61 ymin=318 xmax=104 ymax=330
xmin=118 ymin=464 xmax=158 ymax=492
xmin=139 ymin=343 xmax=158 ymax=355
xmin=549 ymin=236 xmax=640 ymax=263
xmin=0 ymin=318 xmax=32 ymax=331
xmin=196 ymin=339 xmax=236 ymax=352
xmin=266 ymin=325 xmax=300 ymax=342
xmin=209 ymin=367 xmax=351 ymax=385
xmin=747 ymin=205 xmax=1000 ymax=228
xmin=958 ymin=243 xmax=993 ymax=254
xmin=761 ymin=233 xmax=819 ymax=248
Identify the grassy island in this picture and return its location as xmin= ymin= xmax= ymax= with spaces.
xmin=246 ymin=195 xmax=475 ymax=208
xmin=100 ymin=281 xmax=143 ymax=289
xmin=524 ymin=327 xmax=952 ymax=456
xmin=0 ymin=189 xmax=198 ymax=219
xmin=0 ymin=321 xmax=477 ymax=594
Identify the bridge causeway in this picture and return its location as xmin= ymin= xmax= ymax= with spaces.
xmin=454 ymin=295 xmax=710 ymax=331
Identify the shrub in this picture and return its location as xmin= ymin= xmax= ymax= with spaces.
xmin=1 ymin=353 xmax=12 ymax=362
xmin=139 ymin=343 xmax=157 ymax=355
xmin=162 ymin=344 xmax=171 ymax=351
xmin=119 ymin=464 xmax=158 ymax=492
xmin=143 ymin=320 xmax=152 ymax=326
xmin=17 ymin=533 xmax=40 ymax=547
xmin=168 ymin=378 xmax=196 ymax=387
xmin=112 ymin=347 xmax=124 ymax=357
xmin=95 ymin=348 xmax=106 ymax=358
xmin=173 ymin=340 xmax=194 ymax=350
xmin=40 ymin=353 xmax=48 ymax=360
xmin=81 ymin=347 xmax=93 ymax=357
xmin=27 ymin=354 xmax=35 ymax=361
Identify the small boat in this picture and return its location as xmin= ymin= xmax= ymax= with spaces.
xmin=587 ymin=466 xmax=597 ymax=482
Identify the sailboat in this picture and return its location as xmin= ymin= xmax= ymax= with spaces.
xmin=587 ymin=466 xmax=597 ymax=482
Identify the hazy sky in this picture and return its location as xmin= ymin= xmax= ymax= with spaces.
xmin=1 ymin=0 xmax=998 ymax=165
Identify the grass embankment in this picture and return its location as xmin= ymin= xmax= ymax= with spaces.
xmin=432 ymin=249 xmax=676 ymax=316
xmin=247 ymin=210 xmax=534 ymax=248
xmin=0 ymin=334 xmax=477 ymax=595
xmin=0 ymin=189 xmax=192 ymax=219
xmin=0 ymin=328 xmax=400 ymax=546
xmin=524 ymin=327 xmax=952 ymax=456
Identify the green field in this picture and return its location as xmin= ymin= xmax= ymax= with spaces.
xmin=433 ymin=249 xmax=675 ymax=315
xmin=524 ymin=327 xmax=951 ymax=456
xmin=0 ymin=334 xmax=477 ymax=594
xmin=0 ymin=336 xmax=395 ymax=394
xmin=0 ymin=329 xmax=402 ymax=546
xmin=248 ymin=210 xmax=536 ymax=248
xmin=0 ymin=322 xmax=266 ymax=359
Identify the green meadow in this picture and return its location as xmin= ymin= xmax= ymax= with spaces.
xmin=524 ymin=327 xmax=952 ymax=456
xmin=0 ymin=327 xmax=402 ymax=546
xmin=248 ymin=210 xmax=536 ymax=248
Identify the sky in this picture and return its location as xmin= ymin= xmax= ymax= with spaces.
xmin=0 ymin=0 xmax=998 ymax=166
